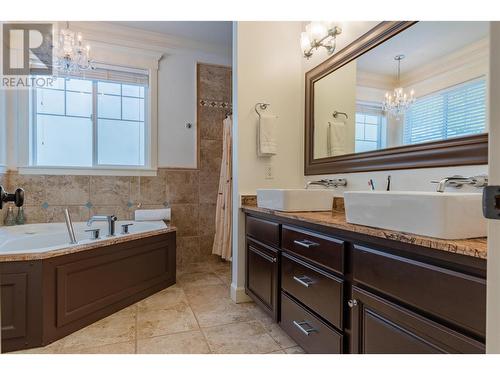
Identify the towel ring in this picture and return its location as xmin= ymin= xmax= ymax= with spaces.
xmin=255 ymin=102 xmax=270 ymax=117
xmin=333 ymin=111 xmax=349 ymax=119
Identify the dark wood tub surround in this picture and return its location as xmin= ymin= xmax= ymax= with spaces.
xmin=0 ymin=231 xmax=176 ymax=353
xmin=243 ymin=207 xmax=486 ymax=354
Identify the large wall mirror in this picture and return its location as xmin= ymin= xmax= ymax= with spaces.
xmin=305 ymin=21 xmax=489 ymax=175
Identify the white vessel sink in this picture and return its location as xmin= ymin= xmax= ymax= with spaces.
xmin=257 ymin=189 xmax=336 ymax=212
xmin=344 ymin=191 xmax=486 ymax=239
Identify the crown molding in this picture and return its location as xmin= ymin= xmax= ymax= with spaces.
xmin=400 ymin=38 xmax=488 ymax=88
xmin=55 ymin=21 xmax=230 ymax=58
xmin=357 ymin=37 xmax=488 ymax=92
xmin=357 ymin=69 xmax=395 ymax=90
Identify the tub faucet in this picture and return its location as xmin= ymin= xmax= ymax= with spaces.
xmin=0 ymin=186 xmax=24 ymax=209
xmin=87 ymin=215 xmax=118 ymax=237
xmin=431 ymin=175 xmax=488 ymax=193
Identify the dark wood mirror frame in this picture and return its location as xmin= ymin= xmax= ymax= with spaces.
xmin=304 ymin=21 xmax=489 ymax=176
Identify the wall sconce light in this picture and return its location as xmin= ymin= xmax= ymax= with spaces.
xmin=300 ymin=21 xmax=342 ymax=59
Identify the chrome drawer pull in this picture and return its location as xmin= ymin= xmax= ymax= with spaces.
xmin=293 ymin=239 xmax=320 ymax=248
xmin=293 ymin=320 xmax=317 ymax=336
xmin=348 ymin=299 xmax=358 ymax=308
xmin=293 ymin=275 xmax=313 ymax=288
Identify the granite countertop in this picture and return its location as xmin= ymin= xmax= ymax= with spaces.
xmin=242 ymin=205 xmax=487 ymax=260
xmin=0 ymin=226 xmax=177 ymax=262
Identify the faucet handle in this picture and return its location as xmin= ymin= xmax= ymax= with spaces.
xmin=85 ymin=228 xmax=100 ymax=240
xmin=471 ymin=175 xmax=488 ymax=188
xmin=121 ymin=223 xmax=133 ymax=234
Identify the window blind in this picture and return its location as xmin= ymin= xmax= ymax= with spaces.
xmin=403 ymin=78 xmax=486 ymax=145
xmin=29 ymin=59 xmax=150 ymax=86
xmin=55 ymin=64 xmax=149 ymax=86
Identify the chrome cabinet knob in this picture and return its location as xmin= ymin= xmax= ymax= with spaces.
xmin=348 ymin=299 xmax=358 ymax=308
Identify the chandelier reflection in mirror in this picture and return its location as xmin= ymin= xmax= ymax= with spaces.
xmin=382 ymin=55 xmax=415 ymax=117
xmin=300 ymin=22 xmax=342 ymax=59
xmin=54 ymin=22 xmax=94 ymax=73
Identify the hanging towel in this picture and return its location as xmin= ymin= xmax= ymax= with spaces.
xmin=328 ymin=120 xmax=346 ymax=156
xmin=212 ymin=116 xmax=233 ymax=261
xmin=258 ymin=113 xmax=277 ymax=156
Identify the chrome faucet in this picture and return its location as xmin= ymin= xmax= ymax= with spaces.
xmin=305 ymin=178 xmax=347 ymax=189
xmin=64 ymin=208 xmax=78 ymax=244
xmin=87 ymin=215 xmax=118 ymax=237
xmin=0 ymin=185 xmax=24 ymax=210
xmin=431 ymin=175 xmax=488 ymax=193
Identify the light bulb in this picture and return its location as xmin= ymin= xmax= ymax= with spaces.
xmin=300 ymin=32 xmax=311 ymax=51
xmin=309 ymin=21 xmax=327 ymax=42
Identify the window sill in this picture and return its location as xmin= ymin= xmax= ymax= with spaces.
xmin=0 ymin=165 xmax=6 ymax=174
xmin=18 ymin=166 xmax=157 ymax=177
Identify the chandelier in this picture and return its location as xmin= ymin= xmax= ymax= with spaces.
xmin=300 ymin=22 xmax=342 ymax=59
xmin=382 ymin=55 xmax=415 ymax=117
xmin=54 ymin=22 xmax=94 ymax=73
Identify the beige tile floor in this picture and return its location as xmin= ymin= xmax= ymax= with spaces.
xmin=14 ymin=260 xmax=304 ymax=354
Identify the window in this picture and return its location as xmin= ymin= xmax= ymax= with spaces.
xmin=30 ymin=66 xmax=149 ymax=169
xmin=355 ymin=103 xmax=387 ymax=153
xmin=403 ymin=78 xmax=486 ymax=145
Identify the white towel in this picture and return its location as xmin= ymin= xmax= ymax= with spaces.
xmin=135 ymin=208 xmax=171 ymax=222
xmin=328 ymin=121 xmax=346 ymax=156
xmin=258 ymin=114 xmax=277 ymax=156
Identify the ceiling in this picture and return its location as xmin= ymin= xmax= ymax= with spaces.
xmin=112 ymin=21 xmax=232 ymax=50
xmin=357 ymin=22 xmax=489 ymax=76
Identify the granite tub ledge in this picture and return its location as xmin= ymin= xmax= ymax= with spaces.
xmin=242 ymin=205 xmax=487 ymax=260
xmin=0 ymin=225 xmax=177 ymax=262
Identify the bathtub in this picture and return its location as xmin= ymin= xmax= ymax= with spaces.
xmin=0 ymin=219 xmax=176 ymax=353
xmin=0 ymin=220 xmax=167 ymax=255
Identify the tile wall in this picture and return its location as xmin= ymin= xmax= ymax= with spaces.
xmin=0 ymin=63 xmax=232 ymax=269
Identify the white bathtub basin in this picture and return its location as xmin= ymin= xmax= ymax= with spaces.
xmin=0 ymin=220 xmax=167 ymax=255
xmin=344 ymin=191 xmax=487 ymax=239
xmin=257 ymin=188 xmax=336 ymax=212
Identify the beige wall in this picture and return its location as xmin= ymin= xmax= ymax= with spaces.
xmin=314 ymin=60 xmax=357 ymax=158
xmin=487 ymin=22 xmax=500 ymax=353
xmin=232 ymin=21 xmax=304 ymax=301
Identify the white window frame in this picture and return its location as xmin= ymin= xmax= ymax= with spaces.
xmin=355 ymin=102 xmax=387 ymax=153
xmin=17 ymin=44 xmax=161 ymax=177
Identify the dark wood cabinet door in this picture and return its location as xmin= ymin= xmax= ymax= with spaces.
xmin=350 ymin=286 xmax=485 ymax=354
xmin=246 ymin=238 xmax=279 ymax=320
xmin=0 ymin=261 xmax=43 ymax=353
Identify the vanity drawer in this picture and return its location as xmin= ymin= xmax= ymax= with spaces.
xmin=246 ymin=216 xmax=280 ymax=247
xmin=280 ymin=292 xmax=343 ymax=354
xmin=282 ymin=226 xmax=344 ymax=274
xmin=282 ymin=253 xmax=343 ymax=329
xmin=352 ymin=245 xmax=486 ymax=338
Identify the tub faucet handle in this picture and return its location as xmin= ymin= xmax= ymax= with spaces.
xmin=85 ymin=228 xmax=101 ymax=240
xmin=121 ymin=223 xmax=134 ymax=234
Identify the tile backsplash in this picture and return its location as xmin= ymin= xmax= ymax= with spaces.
xmin=0 ymin=63 xmax=232 ymax=269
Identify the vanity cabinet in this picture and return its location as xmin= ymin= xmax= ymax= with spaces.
xmin=350 ymin=286 xmax=484 ymax=354
xmin=246 ymin=239 xmax=279 ymax=320
xmin=244 ymin=210 xmax=486 ymax=354
xmin=245 ymin=217 xmax=280 ymax=321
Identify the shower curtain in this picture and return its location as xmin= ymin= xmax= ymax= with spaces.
xmin=212 ymin=115 xmax=232 ymax=261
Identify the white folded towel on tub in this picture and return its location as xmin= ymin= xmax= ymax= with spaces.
xmin=135 ymin=208 xmax=171 ymax=222
xmin=258 ymin=113 xmax=278 ymax=156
